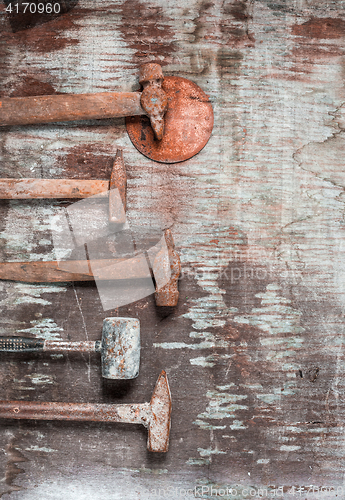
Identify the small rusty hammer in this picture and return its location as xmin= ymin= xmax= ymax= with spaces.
xmin=0 ymin=370 xmax=171 ymax=452
xmin=0 ymin=229 xmax=181 ymax=307
xmin=0 ymin=63 xmax=168 ymax=141
xmin=0 ymin=148 xmax=127 ymax=224
xmin=0 ymin=317 xmax=140 ymax=380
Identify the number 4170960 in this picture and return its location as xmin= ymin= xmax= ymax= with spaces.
xmin=5 ymin=3 xmax=61 ymax=14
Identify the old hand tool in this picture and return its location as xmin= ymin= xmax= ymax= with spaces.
xmin=0 ymin=63 xmax=167 ymax=141
xmin=0 ymin=63 xmax=214 ymax=163
xmin=0 ymin=317 xmax=140 ymax=380
xmin=0 ymin=370 xmax=171 ymax=452
xmin=0 ymin=149 xmax=126 ymax=223
xmin=152 ymin=229 xmax=181 ymax=307
xmin=0 ymin=229 xmax=181 ymax=307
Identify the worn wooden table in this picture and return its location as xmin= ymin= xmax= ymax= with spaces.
xmin=1 ymin=0 xmax=345 ymax=498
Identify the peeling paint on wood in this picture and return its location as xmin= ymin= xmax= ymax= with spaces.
xmin=1 ymin=0 xmax=345 ymax=497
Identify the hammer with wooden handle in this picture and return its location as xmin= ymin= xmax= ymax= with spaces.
xmin=0 ymin=230 xmax=181 ymax=307
xmin=0 ymin=317 xmax=140 ymax=380
xmin=0 ymin=63 xmax=168 ymax=141
xmin=0 ymin=148 xmax=127 ymax=224
xmin=0 ymin=370 xmax=171 ymax=452
xmin=0 ymin=63 xmax=214 ymax=163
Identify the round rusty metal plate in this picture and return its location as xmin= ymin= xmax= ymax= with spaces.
xmin=125 ymin=76 xmax=214 ymax=163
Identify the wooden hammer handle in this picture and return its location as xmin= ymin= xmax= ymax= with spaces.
xmin=0 ymin=92 xmax=144 ymax=126
xmin=0 ymin=179 xmax=109 ymax=199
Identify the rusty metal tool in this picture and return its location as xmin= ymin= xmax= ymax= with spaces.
xmin=152 ymin=229 xmax=181 ymax=307
xmin=0 ymin=63 xmax=167 ymax=141
xmin=0 ymin=317 xmax=140 ymax=380
xmin=126 ymin=75 xmax=214 ymax=163
xmin=0 ymin=229 xmax=181 ymax=306
xmin=0 ymin=148 xmax=126 ymax=223
xmin=0 ymin=370 xmax=171 ymax=452
xmin=0 ymin=63 xmax=214 ymax=163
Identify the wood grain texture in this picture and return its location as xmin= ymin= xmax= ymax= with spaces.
xmin=1 ymin=0 xmax=345 ymax=498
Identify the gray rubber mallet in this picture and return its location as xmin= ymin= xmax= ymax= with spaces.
xmin=0 ymin=317 xmax=140 ymax=380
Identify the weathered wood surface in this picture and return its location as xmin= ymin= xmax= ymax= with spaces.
xmin=1 ymin=0 xmax=345 ymax=498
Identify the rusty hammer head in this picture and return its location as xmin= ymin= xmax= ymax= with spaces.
xmin=147 ymin=370 xmax=172 ymax=452
xmin=139 ymin=63 xmax=168 ymax=141
xmin=108 ymin=149 xmax=127 ymax=224
xmin=100 ymin=317 xmax=140 ymax=380
xmin=152 ymin=229 xmax=181 ymax=307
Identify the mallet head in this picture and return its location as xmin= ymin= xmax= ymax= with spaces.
xmin=101 ymin=317 xmax=140 ymax=380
